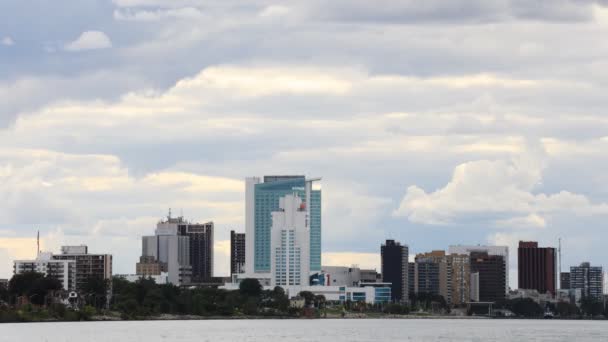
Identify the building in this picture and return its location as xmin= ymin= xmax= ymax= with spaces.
xmin=230 ymin=231 xmax=246 ymax=277
xmin=178 ymin=221 xmax=214 ymax=282
xmin=115 ymin=272 xmax=169 ymax=285
xmin=448 ymin=245 xmax=509 ymax=294
xmin=560 ymin=272 xmax=571 ymax=290
xmin=141 ymin=216 xmax=192 ymax=285
xmin=570 ymin=262 xmax=603 ymax=300
xmin=14 ymin=252 xmax=76 ymax=291
xmin=470 ymin=252 xmax=506 ymax=302
xmin=518 ymin=241 xmax=556 ymax=295
xmin=411 ymin=250 xmax=469 ymax=305
xmin=222 ymin=282 xmax=391 ymax=305
xmin=136 ymin=256 xmax=165 ymax=276
xmin=0 ymin=279 xmax=7 ymax=289
xmin=470 ymin=272 xmax=480 ymax=301
xmin=408 ymin=262 xmax=415 ymax=297
xmin=450 ymin=254 xmax=471 ymax=305
xmin=321 ymin=266 xmax=362 ymax=287
xmin=360 ymin=269 xmax=380 ymax=283
xmin=381 ymin=239 xmax=409 ymax=302
xmin=52 ymin=245 xmax=112 ymax=293
xmin=271 ymin=194 xmax=310 ymax=286
xmin=414 ymin=251 xmax=443 ymax=298
xmin=245 ymin=176 xmax=321 ymax=276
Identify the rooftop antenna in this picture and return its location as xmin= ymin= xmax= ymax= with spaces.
xmin=36 ymin=230 xmax=40 ymax=257
xmin=168 ymin=208 xmax=172 ymax=220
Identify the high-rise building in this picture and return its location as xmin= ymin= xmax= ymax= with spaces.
xmin=570 ymin=262 xmax=603 ymax=300
xmin=141 ymin=216 xmax=192 ymax=285
xmin=470 ymin=272 xmax=480 ymax=302
xmin=270 ymin=194 xmax=309 ymax=286
xmin=414 ymin=251 xmax=443 ymax=298
xmin=381 ymin=239 xmax=408 ymax=302
xmin=14 ymin=252 xmax=76 ymax=291
xmin=230 ymin=231 xmax=246 ymax=277
xmin=448 ymin=245 xmax=509 ymax=294
xmin=52 ymin=246 xmax=112 ymax=293
xmin=245 ymin=176 xmax=321 ymax=275
xmin=412 ymin=251 xmax=470 ymax=305
xmin=178 ymin=221 xmax=214 ymax=282
xmin=470 ymin=252 xmax=506 ymax=302
xmin=560 ymin=272 xmax=571 ymax=290
xmin=518 ymin=241 xmax=556 ymax=295
xmin=408 ymin=262 xmax=415 ymax=297
xmin=450 ymin=254 xmax=471 ymax=305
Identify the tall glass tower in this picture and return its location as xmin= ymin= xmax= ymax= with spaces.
xmin=245 ymin=176 xmax=321 ymax=274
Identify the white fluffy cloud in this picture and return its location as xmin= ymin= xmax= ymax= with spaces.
xmin=394 ymin=152 xmax=608 ymax=228
xmin=65 ymin=31 xmax=112 ymax=51
xmin=1 ymin=36 xmax=14 ymax=46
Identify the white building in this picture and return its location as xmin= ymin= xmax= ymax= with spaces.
xmin=221 ymin=283 xmax=390 ymax=304
xmin=448 ymin=245 xmax=509 ymax=294
xmin=14 ymin=252 xmax=76 ymax=291
xmin=115 ymin=272 xmax=169 ymax=285
xmin=271 ymin=194 xmax=310 ymax=287
xmin=321 ymin=266 xmax=363 ymax=287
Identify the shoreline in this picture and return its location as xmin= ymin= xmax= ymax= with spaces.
xmin=3 ymin=314 xmax=606 ymax=324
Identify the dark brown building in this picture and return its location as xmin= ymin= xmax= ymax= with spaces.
xmin=230 ymin=230 xmax=246 ymax=276
xmin=470 ymin=252 xmax=506 ymax=302
xmin=178 ymin=222 xmax=214 ymax=283
xmin=518 ymin=241 xmax=556 ymax=295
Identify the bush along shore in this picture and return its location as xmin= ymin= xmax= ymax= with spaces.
xmin=1 ymin=273 xmax=607 ymax=322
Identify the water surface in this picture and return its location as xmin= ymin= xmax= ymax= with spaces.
xmin=2 ymin=319 xmax=607 ymax=342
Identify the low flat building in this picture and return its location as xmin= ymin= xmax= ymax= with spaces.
xmin=116 ymin=272 xmax=169 ymax=284
xmin=221 ymin=282 xmax=391 ymax=304
xmin=321 ymin=266 xmax=362 ymax=287
xmin=360 ymin=269 xmax=380 ymax=283
xmin=136 ymin=256 xmax=166 ymax=276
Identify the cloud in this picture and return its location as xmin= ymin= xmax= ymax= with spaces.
xmin=259 ymin=5 xmax=290 ymax=18
xmin=1 ymin=36 xmax=14 ymax=46
xmin=113 ymin=7 xmax=203 ymax=21
xmin=65 ymin=31 xmax=112 ymax=51
xmin=304 ymin=0 xmax=608 ymax=23
xmin=393 ymin=151 xmax=608 ymax=228
xmin=323 ymin=252 xmax=380 ymax=271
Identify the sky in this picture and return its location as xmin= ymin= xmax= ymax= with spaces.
xmin=2 ymin=1 xmax=608 ymax=289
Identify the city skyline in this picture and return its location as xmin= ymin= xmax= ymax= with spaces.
xmin=5 ymin=1 xmax=608 ymax=294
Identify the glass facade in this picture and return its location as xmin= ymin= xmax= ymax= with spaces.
xmin=254 ymin=177 xmax=321 ymax=273
xmin=374 ymin=287 xmax=392 ymax=304
xmin=352 ymin=292 xmax=366 ymax=302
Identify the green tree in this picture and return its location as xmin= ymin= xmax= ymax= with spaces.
xmin=239 ymin=278 xmax=262 ymax=297
xmin=580 ymin=297 xmax=604 ymax=317
xmin=298 ymin=291 xmax=315 ymax=307
xmin=9 ymin=272 xmax=61 ymax=306
xmin=83 ymin=276 xmax=109 ymax=309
